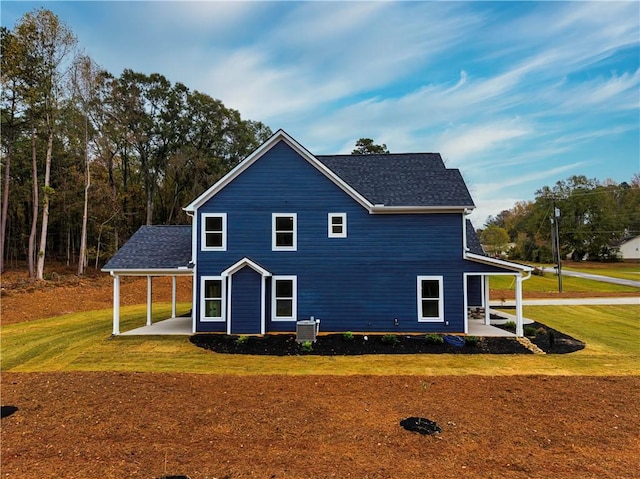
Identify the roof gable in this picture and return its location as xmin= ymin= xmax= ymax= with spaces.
xmin=184 ymin=129 xmax=475 ymax=213
xmin=184 ymin=129 xmax=372 ymax=212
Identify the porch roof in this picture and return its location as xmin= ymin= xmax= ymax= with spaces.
xmin=101 ymin=225 xmax=192 ymax=274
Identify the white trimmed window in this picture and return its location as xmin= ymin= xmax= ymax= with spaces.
xmin=272 ymin=276 xmax=297 ymax=321
xmin=272 ymin=213 xmax=297 ymax=251
xmin=202 ymin=213 xmax=227 ymax=251
xmin=328 ymin=213 xmax=347 ymax=238
xmin=201 ymin=276 xmax=225 ymax=321
xmin=417 ymin=276 xmax=444 ymax=322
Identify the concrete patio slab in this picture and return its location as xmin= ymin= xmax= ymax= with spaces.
xmin=120 ymin=316 xmax=192 ymax=336
xmin=467 ymin=320 xmax=516 ymax=337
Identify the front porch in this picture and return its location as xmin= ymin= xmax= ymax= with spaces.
xmin=120 ymin=312 xmax=521 ymax=337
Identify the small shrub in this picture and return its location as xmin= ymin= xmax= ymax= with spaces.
xmin=465 ymin=336 xmax=480 ymax=346
xmin=235 ymin=335 xmax=249 ymax=345
xmin=300 ymin=340 xmax=313 ymax=353
xmin=548 ymin=330 xmax=556 ymax=347
xmin=381 ymin=334 xmax=400 ymax=346
xmin=535 ymin=327 xmax=547 ymax=336
xmin=524 ymin=325 xmax=537 ymax=337
xmin=343 ymin=331 xmax=354 ymax=341
xmin=504 ymin=321 xmax=516 ymax=331
xmin=424 ymin=334 xmax=444 ymax=345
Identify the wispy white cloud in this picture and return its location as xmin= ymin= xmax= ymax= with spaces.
xmin=436 ymin=122 xmax=531 ymax=163
xmin=3 ymin=0 xmax=636 ymax=224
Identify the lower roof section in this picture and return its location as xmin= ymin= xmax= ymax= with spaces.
xmin=101 ymin=225 xmax=192 ymax=273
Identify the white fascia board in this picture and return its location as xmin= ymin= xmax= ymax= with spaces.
xmin=369 ymin=205 xmax=474 ymax=214
xmin=102 ymin=268 xmax=194 ymax=276
xmin=464 ymin=252 xmax=533 ymax=273
xmin=221 ymin=257 xmax=272 ymax=277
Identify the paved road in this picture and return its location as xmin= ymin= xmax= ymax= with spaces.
xmin=542 ymin=267 xmax=640 ymax=288
xmin=490 ymin=297 xmax=639 ymax=307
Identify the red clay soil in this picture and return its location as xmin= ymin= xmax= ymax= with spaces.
xmin=2 ymin=373 xmax=639 ymax=479
xmin=2 ymin=265 xmax=639 ymax=478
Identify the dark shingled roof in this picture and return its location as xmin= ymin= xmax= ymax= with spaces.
xmin=316 ymin=153 xmax=475 ymax=208
xmin=102 ymin=225 xmax=192 ymax=271
xmin=466 ymin=220 xmax=486 ymax=255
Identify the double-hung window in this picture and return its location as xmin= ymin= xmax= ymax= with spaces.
xmin=272 ymin=213 xmax=297 ymax=251
xmin=328 ymin=213 xmax=347 ymax=238
xmin=417 ymin=276 xmax=444 ymax=322
xmin=202 ymin=213 xmax=226 ymax=251
xmin=272 ymin=276 xmax=297 ymax=321
xmin=201 ymin=276 xmax=225 ymax=321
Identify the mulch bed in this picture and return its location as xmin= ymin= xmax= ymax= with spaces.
xmin=496 ymin=321 xmax=585 ymax=354
xmin=190 ymin=322 xmax=585 ymax=355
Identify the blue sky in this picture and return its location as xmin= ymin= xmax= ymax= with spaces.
xmin=2 ymin=1 xmax=639 ymax=225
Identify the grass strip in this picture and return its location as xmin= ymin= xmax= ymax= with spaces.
xmin=2 ymin=304 xmax=638 ymax=376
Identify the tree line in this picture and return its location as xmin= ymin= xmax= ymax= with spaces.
xmin=1 ymin=9 xmax=272 ymax=278
xmin=480 ymin=174 xmax=640 ymax=262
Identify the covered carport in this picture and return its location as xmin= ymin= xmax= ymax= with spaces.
xmin=101 ymin=225 xmax=193 ymax=335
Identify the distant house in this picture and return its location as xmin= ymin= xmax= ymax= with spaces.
xmin=613 ymin=235 xmax=640 ymax=261
xmin=103 ymin=130 xmax=532 ymax=336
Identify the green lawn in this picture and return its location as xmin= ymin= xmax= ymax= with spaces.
xmin=490 ymin=272 xmax=639 ymax=294
xmin=2 ymin=303 xmax=638 ymax=376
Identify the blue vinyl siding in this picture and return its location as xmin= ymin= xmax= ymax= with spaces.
xmin=230 ymin=267 xmax=262 ymax=334
xmin=467 ymin=276 xmax=484 ymax=307
xmin=195 ymin=141 xmax=512 ymax=334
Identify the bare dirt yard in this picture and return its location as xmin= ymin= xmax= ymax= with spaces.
xmin=2 ymin=264 xmax=639 ymax=478
xmin=2 ymin=373 xmax=639 ymax=479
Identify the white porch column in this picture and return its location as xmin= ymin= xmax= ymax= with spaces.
xmin=515 ymin=274 xmax=524 ymax=337
xmin=483 ymin=275 xmax=491 ymax=326
xmin=147 ymin=275 xmax=153 ymax=326
xmin=171 ymin=275 xmax=177 ymax=319
xmin=112 ymin=274 xmax=120 ymax=335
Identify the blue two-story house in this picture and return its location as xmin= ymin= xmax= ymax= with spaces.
xmin=103 ymin=130 xmax=531 ymax=337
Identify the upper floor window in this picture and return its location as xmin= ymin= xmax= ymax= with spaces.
xmin=417 ymin=276 xmax=444 ymax=322
xmin=202 ymin=213 xmax=226 ymax=251
xmin=328 ymin=213 xmax=347 ymax=238
xmin=272 ymin=213 xmax=297 ymax=251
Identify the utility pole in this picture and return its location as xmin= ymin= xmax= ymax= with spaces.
xmin=551 ymin=198 xmax=562 ymax=293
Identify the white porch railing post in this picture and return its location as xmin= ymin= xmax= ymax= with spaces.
xmin=515 ymin=274 xmax=524 ymax=337
xmin=113 ymin=274 xmax=120 ymax=335
xmin=147 ymin=275 xmax=152 ymax=326
xmin=171 ymin=275 xmax=177 ymax=319
xmin=484 ymin=275 xmax=491 ymax=326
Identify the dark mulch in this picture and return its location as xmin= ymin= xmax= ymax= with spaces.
xmin=191 ymin=333 xmax=528 ymax=355
xmin=190 ymin=322 xmax=585 ymax=356
xmin=496 ymin=321 xmax=585 ymax=354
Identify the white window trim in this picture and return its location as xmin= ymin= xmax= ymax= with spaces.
xmin=417 ymin=276 xmax=444 ymax=322
xmin=272 ymin=213 xmax=297 ymax=251
xmin=272 ymin=275 xmax=297 ymax=321
xmin=328 ymin=213 xmax=347 ymax=238
xmin=201 ymin=276 xmax=225 ymax=322
xmin=201 ymin=213 xmax=227 ymax=251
